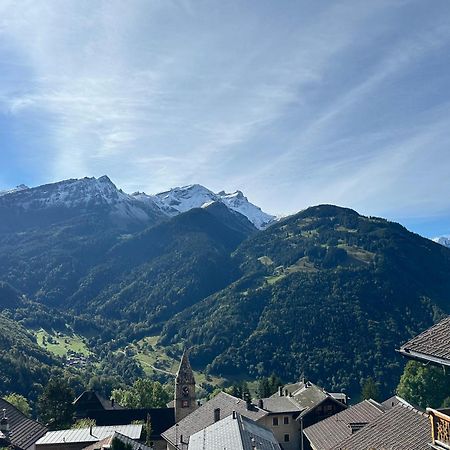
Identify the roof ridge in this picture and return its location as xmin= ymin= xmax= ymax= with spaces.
xmin=285 ymin=395 xmax=303 ymax=409
xmin=365 ymin=398 xmax=385 ymax=413
xmin=394 ymin=397 xmax=427 ymax=417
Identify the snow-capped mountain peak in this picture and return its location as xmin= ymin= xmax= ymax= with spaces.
xmin=0 ymin=176 xmax=163 ymax=224
xmin=217 ymin=190 xmax=275 ymax=229
xmin=433 ymin=236 xmax=450 ymax=248
xmin=148 ymin=184 xmax=275 ymax=229
xmin=151 ymin=184 xmax=218 ymax=215
xmin=1 ymin=177 xmax=275 ymax=230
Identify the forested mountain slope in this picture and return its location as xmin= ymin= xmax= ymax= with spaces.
xmin=160 ymin=205 xmax=450 ymax=396
xmin=58 ymin=203 xmax=256 ymax=338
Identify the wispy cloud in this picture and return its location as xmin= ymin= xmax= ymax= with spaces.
xmin=1 ymin=0 xmax=450 ymax=234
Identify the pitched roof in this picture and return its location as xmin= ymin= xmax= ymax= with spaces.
xmin=82 ymin=431 xmax=151 ymax=450
xmin=35 ymin=424 xmax=142 ymax=446
xmin=81 ymin=407 xmax=175 ymax=436
xmin=267 ymin=381 xmax=346 ymax=419
xmin=330 ymin=401 xmax=430 ymax=450
xmin=304 ymin=399 xmax=385 ymax=450
xmin=291 ymin=381 xmax=346 ymax=418
xmin=176 ymin=349 xmax=195 ymax=385
xmin=188 ymin=412 xmax=281 ymax=450
xmin=74 ymin=391 xmax=124 ymax=411
xmin=161 ymin=392 xmax=267 ymax=446
xmin=381 ymin=395 xmax=403 ymax=410
xmin=270 ymin=382 xmax=302 ymax=397
xmin=0 ymin=397 xmax=47 ymax=450
xmin=258 ymin=396 xmax=303 ymax=414
xmin=399 ymin=316 xmax=450 ymax=366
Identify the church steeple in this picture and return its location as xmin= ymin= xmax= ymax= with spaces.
xmin=174 ymin=348 xmax=197 ymax=422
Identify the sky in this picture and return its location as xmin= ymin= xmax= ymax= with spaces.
xmin=1 ymin=0 xmax=450 ymax=237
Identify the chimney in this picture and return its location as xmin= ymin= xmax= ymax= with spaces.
xmin=258 ymin=399 xmax=264 ymax=409
xmin=278 ymin=386 xmax=283 ymax=397
xmin=232 ymin=410 xmax=237 ymax=419
xmin=0 ymin=410 xmax=9 ymax=434
xmin=244 ymin=393 xmax=252 ymax=410
xmin=214 ymin=408 xmax=221 ymax=422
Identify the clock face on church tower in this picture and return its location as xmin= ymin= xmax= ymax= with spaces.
xmin=182 ymin=385 xmax=190 ymax=397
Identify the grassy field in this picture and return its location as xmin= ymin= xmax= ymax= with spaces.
xmin=129 ymin=336 xmax=225 ymax=387
xmin=35 ymin=329 xmax=91 ymax=357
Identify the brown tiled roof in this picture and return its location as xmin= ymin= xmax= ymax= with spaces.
xmin=304 ymin=399 xmax=385 ymax=450
xmin=161 ymin=392 xmax=267 ymax=447
xmin=331 ymin=401 xmax=430 ymax=450
xmin=0 ymin=398 xmax=47 ymax=450
xmin=381 ymin=395 xmax=403 ymax=411
xmin=399 ymin=316 xmax=450 ymax=365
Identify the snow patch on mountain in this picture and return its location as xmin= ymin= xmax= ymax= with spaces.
xmin=218 ymin=190 xmax=275 ymax=229
xmin=151 ymin=184 xmax=218 ymax=215
xmin=0 ymin=176 xmax=162 ymax=223
xmin=433 ymin=236 xmax=450 ymax=248
xmin=147 ymin=184 xmax=275 ymax=229
xmin=0 ymin=184 xmax=29 ymax=196
xmin=2 ymin=177 xmax=275 ymax=229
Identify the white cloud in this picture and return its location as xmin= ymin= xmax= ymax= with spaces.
xmin=1 ymin=0 xmax=450 ymax=230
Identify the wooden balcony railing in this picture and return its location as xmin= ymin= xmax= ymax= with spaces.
xmin=427 ymin=408 xmax=450 ymax=449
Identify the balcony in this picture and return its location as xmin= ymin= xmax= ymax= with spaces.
xmin=428 ymin=408 xmax=450 ymax=449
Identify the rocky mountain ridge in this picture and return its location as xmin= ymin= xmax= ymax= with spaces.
xmin=1 ymin=176 xmax=275 ymax=229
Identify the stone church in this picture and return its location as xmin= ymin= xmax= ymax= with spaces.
xmin=174 ymin=348 xmax=198 ymax=422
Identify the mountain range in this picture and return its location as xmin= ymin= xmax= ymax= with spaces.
xmin=1 ymin=176 xmax=450 ymax=399
xmin=0 ymin=176 xmax=275 ymax=230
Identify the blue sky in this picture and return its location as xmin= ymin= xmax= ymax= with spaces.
xmin=1 ymin=0 xmax=450 ymax=237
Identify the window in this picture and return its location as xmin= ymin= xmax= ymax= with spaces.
xmin=272 ymin=417 xmax=279 ymax=426
xmin=284 ymin=434 xmax=290 ymax=442
xmin=283 ymin=416 xmax=289 ymax=425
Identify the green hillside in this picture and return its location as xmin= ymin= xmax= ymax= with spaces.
xmin=2 ymin=201 xmax=450 ymax=398
xmin=159 ymin=205 xmax=450 ymax=396
xmin=65 ymin=204 xmax=256 ymax=338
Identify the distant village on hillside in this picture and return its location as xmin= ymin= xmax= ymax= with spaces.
xmin=1 ymin=316 xmax=450 ymax=450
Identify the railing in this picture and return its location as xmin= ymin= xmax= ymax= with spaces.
xmin=428 ymin=408 xmax=450 ymax=449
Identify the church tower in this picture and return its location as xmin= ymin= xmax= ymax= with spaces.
xmin=174 ymin=348 xmax=197 ymax=422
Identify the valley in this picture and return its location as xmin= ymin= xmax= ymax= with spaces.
xmin=1 ymin=176 xmax=450 ymax=403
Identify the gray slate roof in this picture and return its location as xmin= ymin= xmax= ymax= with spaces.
xmin=0 ymin=397 xmax=47 ymax=450
xmin=330 ymin=401 xmax=430 ymax=450
xmin=161 ymin=392 xmax=267 ymax=447
xmin=292 ymin=381 xmax=345 ymax=418
xmin=267 ymin=381 xmax=346 ymax=418
xmin=36 ymin=424 xmax=142 ymax=445
xmin=189 ymin=412 xmax=281 ymax=450
xmin=270 ymin=382 xmax=302 ymax=397
xmin=74 ymin=390 xmax=125 ymax=411
xmin=82 ymin=431 xmax=151 ymax=450
xmin=304 ymin=399 xmax=385 ymax=450
xmin=399 ymin=316 xmax=450 ymax=365
xmin=258 ymin=396 xmax=303 ymax=414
